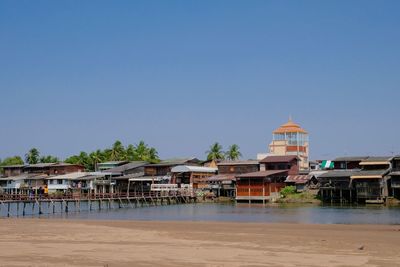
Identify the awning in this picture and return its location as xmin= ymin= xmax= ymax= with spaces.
xmin=320 ymin=160 xmax=334 ymax=169
xmin=351 ymin=175 xmax=383 ymax=179
xmin=285 ymin=175 xmax=312 ymax=184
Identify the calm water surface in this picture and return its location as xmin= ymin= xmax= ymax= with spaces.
xmin=47 ymin=203 xmax=400 ymax=224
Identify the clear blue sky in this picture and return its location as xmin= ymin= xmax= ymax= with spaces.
xmin=1 ymin=0 xmax=399 ymax=161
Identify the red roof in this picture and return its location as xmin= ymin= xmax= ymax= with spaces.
xmin=285 ymin=175 xmax=312 ymax=184
xmin=236 ymin=170 xmax=287 ymax=178
xmin=198 ymin=174 xmax=236 ymax=182
xmin=259 ymin=155 xmax=299 ymax=163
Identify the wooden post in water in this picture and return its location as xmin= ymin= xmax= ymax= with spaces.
xmin=340 ymin=189 xmax=343 ymax=205
xmin=23 ymin=202 xmax=26 ymax=216
xmin=38 ymin=201 xmax=42 ymax=215
xmin=350 ymin=190 xmax=352 ymax=204
xmin=7 ymin=202 xmax=10 ymax=217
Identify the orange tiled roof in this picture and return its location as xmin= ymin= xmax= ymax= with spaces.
xmin=273 ymin=119 xmax=308 ymax=134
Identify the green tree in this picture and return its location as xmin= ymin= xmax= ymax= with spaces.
xmin=39 ymin=155 xmax=59 ymax=163
xmin=133 ymin=140 xmax=160 ymax=163
xmin=110 ymin=140 xmax=126 ymax=161
xmin=0 ymin=156 xmax=24 ymax=174
xmin=89 ymin=149 xmax=103 ymax=171
xmin=25 ymin=148 xmax=40 ymax=164
xmin=126 ymin=144 xmax=136 ymax=161
xmin=226 ymin=144 xmax=242 ymax=161
xmin=65 ymin=152 xmax=91 ymax=170
xmin=206 ymin=142 xmax=225 ymax=160
xmin=0 ymin=156 xmax=24 ymax=166
xmin=135 ymin=140 xmax=148 ymax=161
xmin=147 ymin=147 xmax=160 ymax=163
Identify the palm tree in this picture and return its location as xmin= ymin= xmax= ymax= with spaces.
xmin=89 ymin=149 xmax=103 ymax=171
xmin=25 ymin=148 xmax=40 ymax=164
xmin=110 ymin=140 xmax=126 ymax=161
xmin=206 ymin=142 xmax=225 ymax=161
xmin=226 ymin=144 xmax=242 ymax=161
xmin=126 ymin=144 xmax=136 ymax=161
xmin=135 ymin=140 xmax=148 ymax=161
xmin=147 ymin=147 xmax=160 ymax=163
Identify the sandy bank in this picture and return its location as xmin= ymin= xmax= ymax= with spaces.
xmin=0 ymin=219 xmax=399 ymax=266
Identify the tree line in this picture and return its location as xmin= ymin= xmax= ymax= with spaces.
xmin=0 ymin=140 xmax=160 ymax=172
xmin=64 ymin=140 xmax=160 ymax=171
xmin=0 ymin=141 xmax=244 ymax=172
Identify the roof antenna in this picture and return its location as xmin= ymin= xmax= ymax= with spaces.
xmin=289 ymin=115 xmax=292 ymax=122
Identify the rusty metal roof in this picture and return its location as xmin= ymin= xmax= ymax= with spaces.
xmin=285 ymin=175 xmax=313 ymax=184
xmin=259 ymin=155 xmax=298 ymax=163
xmin=236 ymin=170 xmax=287 ymax=178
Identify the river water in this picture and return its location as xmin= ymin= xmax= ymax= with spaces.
xmin=44 ymin=203 xmax=400 ymax=224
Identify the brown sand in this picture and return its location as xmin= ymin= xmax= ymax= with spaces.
xmin=0 ymin=219 xmax=399 ymax=267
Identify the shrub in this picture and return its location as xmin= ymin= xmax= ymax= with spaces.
xmin=280 ymin=186 xmax=296 ymax=197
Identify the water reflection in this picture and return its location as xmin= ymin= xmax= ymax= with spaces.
xmin=48 ymin=203 xmax=400 ymax=225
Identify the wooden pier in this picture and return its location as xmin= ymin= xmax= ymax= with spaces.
xmin=0 ymin=191 xmax=196 ymax=217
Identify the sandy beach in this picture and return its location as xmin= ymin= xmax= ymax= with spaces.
xmin=0 ymin=219 xmax=399 ymax=267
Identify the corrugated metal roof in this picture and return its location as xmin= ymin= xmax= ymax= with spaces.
xmin=309 ymin=170 xmax=329 ymax=177
xmin=362 ymin=156 xmax=393 ymax=162
xmin=285 ymin=175 xmax=312 ymax=184
xmin=333 ymin=156 xmax=369 ymax=162
xmin=0 ymin=173 xmax=49 ymax=181
xmin=103 ymin=161 xmax=148 ymax=174
xmin=46 ymin=172 xmax=87 ymax=180
xmin=318 ymin=170 xmax=360 ymax=178
xmin=217 ymin=160 xmax=259 ymax=166
xmin=198 ymin=174 xmax=236 ymax=182
xmin=149 ymin=158 xmax=201 ymax=167
xmin=351 ymin=169 xmax=389 ymax=179
xmin=0 ymin=164 xmax=26 ymax=168
xmin=236 ymin=170 xmax=287 ymax=178
xmin=98 ymin=161 xmax=129 ymax=165
xmin=259 ymin=155 xmax=298 ymax=163
xmin=171 ymin=165 xmax=217 ymax=173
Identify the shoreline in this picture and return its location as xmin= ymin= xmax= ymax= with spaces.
xmin=0 ymin=219 xmax=399 ymax=266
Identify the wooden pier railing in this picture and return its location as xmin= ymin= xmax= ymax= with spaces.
xmin=0 ymin=191 xmax=196 ymax=217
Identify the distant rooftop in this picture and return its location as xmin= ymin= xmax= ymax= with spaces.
xmin=97 ymin=161 xmax=129 ymax=165
xmin=333 ymin=156 xmax=369 ymax=162
xmin=236 ymin=170 xmax=287 ymax=178
xmin=259 ymin=155 xmax=298 ymax=163
xmin=217 ymin=160 xmax=259 ymax=166
xmin=103 ymin=161 xmax=148 ymax=174
xmin=149 ymin=158 xmax=200 ymax=167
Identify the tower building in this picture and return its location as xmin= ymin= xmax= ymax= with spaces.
xmin=269 ymin=118 xmax=309 ymax=170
